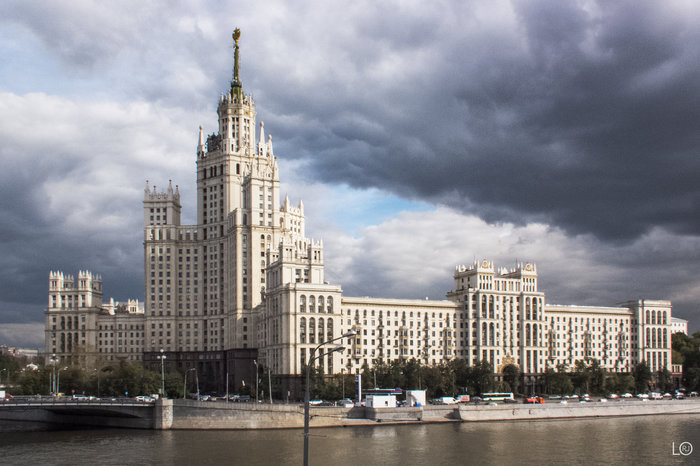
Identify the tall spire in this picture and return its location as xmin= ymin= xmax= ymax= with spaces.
xmin=231 ymin=28 xmax=242 ymax=99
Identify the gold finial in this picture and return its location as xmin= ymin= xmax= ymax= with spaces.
xmin=233 ymin=28 xmax=241 ymax=46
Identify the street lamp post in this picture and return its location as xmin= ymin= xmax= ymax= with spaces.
xmin=304 ymin=330 xmax=356 ymax=466
xmin=253 ymin=360 xmax=258 ymax=403
xmin=94 ymin=368 xmax=101 ymax=397
xmin=57 ymin=366 xmax=68 ymax=395
xmin=158 ymin=349 xmax=167 ymax=398
xmin=49 ymin=353 xmax=58 ymax=395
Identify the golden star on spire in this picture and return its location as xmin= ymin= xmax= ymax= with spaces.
xmin=233 ymin=28 xmax=241 ymax=46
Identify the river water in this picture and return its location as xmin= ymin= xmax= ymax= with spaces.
xmin=1 ymin=415 xmax=698 ymax=465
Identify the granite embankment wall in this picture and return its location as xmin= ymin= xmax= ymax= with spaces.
xmin=169 ymin=400 xmax=356 ymax=430
xmin=4 ymin=399 xmax=696 ymax=430
xmin=457 ymin=399 xmax=700 ymax=421
xmin=164 ymin=399 xmax=700 ymax=430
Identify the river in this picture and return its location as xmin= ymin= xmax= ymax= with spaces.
xmin=1 ymin=415 xmax=698 ymax=465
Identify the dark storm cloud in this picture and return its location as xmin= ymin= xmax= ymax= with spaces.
xmin=2 ymin=0 xmax=700 ymax=344
xmin=267 ymin=0 xmax=700 ymax=241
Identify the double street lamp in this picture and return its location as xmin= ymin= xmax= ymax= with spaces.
xmin=303 ymin=330 xmax=356 ymax=466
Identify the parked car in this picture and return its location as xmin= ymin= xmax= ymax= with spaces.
xmin=72 ymin=394 xmax=89 ymax=401
xmin=525 ymin=396 xmax=544 ymax=404
xmin=337 ymin=398 xmax=354 ymax=408
xmin=636 ymin=393 xmax=649 ymax=400
xmin=621 ymin=393 xmax=633 ymax=398
xmin=135 ymin=395 xmax=155 ymax=402
xmin=649 ymin=392 xmax=663 ymax=400
xmin=607 ymin=393 xmax=619 ymax=399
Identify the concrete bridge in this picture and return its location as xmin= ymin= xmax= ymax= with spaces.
xmin=0 ymin=397 xmax=170 ymax=429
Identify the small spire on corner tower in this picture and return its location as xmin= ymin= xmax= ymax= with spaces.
xmin=197 ymin=125 xmax=204 ymax=156
xmin=231 ymin=28 xmax=243 ymax=99
xmin=258 ymin=121 xmax=265 ymax=156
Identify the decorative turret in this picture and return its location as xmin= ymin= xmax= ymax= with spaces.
xmin=143 ymin=179 xmax=182 ymax=226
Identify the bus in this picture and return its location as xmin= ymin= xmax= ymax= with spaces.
xmin=481 ymin=392 xmax=515 ymax=402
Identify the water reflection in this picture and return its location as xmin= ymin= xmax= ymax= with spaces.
xmin=1 ymin=415 xmax=698 ymax=465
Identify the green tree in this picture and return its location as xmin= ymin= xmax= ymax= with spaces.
xmin=617 ymin=375 xmax=635 ymax=394
xmin=543 ymin=367 xmax=573 ymax=395
xmin=632 ymin=362 xmax=651 ymax=393
xmin=655 ymin=368 xmax=673 ymax=393
xmin=470 ymin=360 xmax=495 ymax=395
xmin=17 ymin=368 xmax=49 ymax=395
xmin=572 ymin=361 xmax=591 ymax=393
xmin=501 ymin=364 xmax=520 ymax=395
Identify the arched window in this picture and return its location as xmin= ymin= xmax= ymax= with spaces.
xmin=309 ymin=318 xmax=316 ymax=344
xmin=652 ymin=330 xmax=657 ymax=348
xmin=526 ymin=298 xmax=531 ymax=320
xmin=645 ymin=310 xmax=650 ymax=324
xmin=489 ymin=296 xmax=494 ymax=319
xmin=646 ymin=328 xmax=650 ymax=347
xmin=309 ymin=296 xmax=315 ymax=313
xmin=300 ymin=317 xmax=306 ymax=344
xmin=663 ymin=329 xmax=667 ymax=348
xmin=318 ymin=317 xmax=324 ymax=343
xmin=533 ymin=325 xmax=538 ymax=346
xmin=318 ymin=296 xmax=325 ymax=313
xmin=481 ymin=295 xmax=487 ymax=318
xmin=663 ymin=311 xmax=667 ymax=325
xmin=327 ymin=296 xmax=333 ymax=313
xmin=481 ymin=322 xmax=488 ymax=345
xmin=652 ymin=311 xmax=656 ymax=325
xmin=526 ymin=323 xmax=531 ymax=346
xmin=300 ymin=295 xmax=306 ymax=313
xmin=532 ymin=299 xmax=538 ymax=320
xmin=489 ymin=323 xmax=495 ymax=345
xmin=327 ymin=318 xmax=333 ymax=341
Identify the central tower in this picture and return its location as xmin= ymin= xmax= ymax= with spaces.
xmin=195 ymin=28 xmax=283 ymax=350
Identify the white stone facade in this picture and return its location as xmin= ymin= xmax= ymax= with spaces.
xmin=45 ymin=270 xmax=144 ymax=367
xmin=671 ymin=317 xmax=688 ymax=335
xmin=45 ymin=32 xmax=677 ymax=377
